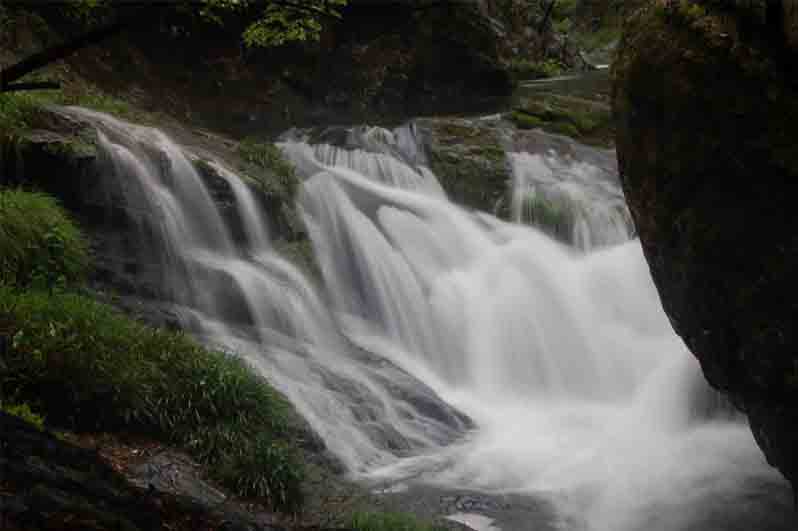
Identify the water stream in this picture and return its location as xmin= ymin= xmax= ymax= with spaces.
xmin=66 ymin=107 xmax=792 ymax=531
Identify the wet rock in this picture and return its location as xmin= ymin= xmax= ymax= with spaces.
xmin=614 ymin=1 xmax=798 ymax=491
xmin=0 ymin=412 xmax=286 ymax=530
xmin=417 ymin=117 xmax=510 ymax=215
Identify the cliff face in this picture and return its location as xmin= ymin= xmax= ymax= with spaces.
xmin=613 ymin=1 xmax=798 ymax=491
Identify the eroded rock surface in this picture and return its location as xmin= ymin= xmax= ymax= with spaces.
xmin=613 ymin=1 xmax=798 ymax=490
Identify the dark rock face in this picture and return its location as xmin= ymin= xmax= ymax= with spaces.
xmin=0 ymin=412 xmax=282 ymax=530
xmin=613 ymin=1 xmax=798 ymax=491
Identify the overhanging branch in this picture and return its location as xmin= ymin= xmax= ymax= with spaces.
xmin=1 ymin=81 xmax=61 ymax=93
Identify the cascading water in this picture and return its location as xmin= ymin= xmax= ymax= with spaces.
xmin=67 ymin=108 xmax=792 ymax=531
xmin=508 ymin=138 xmax=635 ymax=251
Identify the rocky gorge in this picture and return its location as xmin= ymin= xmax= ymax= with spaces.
xmin=2 ymin=1 xmax=798 ymax=530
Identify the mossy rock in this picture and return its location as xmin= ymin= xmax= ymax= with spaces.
xmin=613 ymin=0 xmax=798 ymax=491
xmin=420 ymin=118 xmax=510 ymax=215
xmin=508 ymin=93 xmax=613 ymax=147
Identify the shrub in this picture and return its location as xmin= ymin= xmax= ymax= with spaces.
xmin=350 ymin=511 xmax=444 ymax=531
xmin=0 ymin=286 xmax=304 ymax=511
xmin=0 ymin=189 xmax=89 ymax=290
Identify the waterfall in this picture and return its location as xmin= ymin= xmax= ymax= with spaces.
xmin=509 ymin=150 xmax=634 ymax=251
xmin=67 ymin=108 xmax=790 ymax=531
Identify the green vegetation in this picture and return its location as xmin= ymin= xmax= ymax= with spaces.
xmin=509 ymin=58 xmax=566 ymax=80
xmin=509 ymin=93 xmax=614 ymax=147
xmin=0 ymin=188 xmax=304 ymax=510
xmin=0 ymin=190 xmax=89 ymax=290
xmin=237 ymin=138 xmax=299 ymax=201
xmin=0 ymin=85 xmax=142 ymax=135
xmin=0 ymin=285 xmax=304 ymax=510
xmin=0 ymin=402 xmax=46 ymax=431
xmin=510 ymin=110 xmax=545 ymax=130
xmin=655 ymin=0 xmax=708 ymax=21
xmin=350 ymin=511 xmax=444 ymax=531
xmin=27 ymin=0 xmax=348 ymax=49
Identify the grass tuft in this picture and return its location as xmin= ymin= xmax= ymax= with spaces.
xmin=0 ymin=189 xmax=89 ymax=290
xmin=0 ymin=285 xmax=304 ymax=510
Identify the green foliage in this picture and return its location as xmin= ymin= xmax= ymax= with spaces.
xmin=509 ymin=58 xmax=565 ymax=80
xmin=510 ymin=110 xmax=544 ymax=129
xmin=0 ymin=93 xmax=45 ymax=133
xmin=1 ymin=402 xmax=45 ymax=430
xmin=655 ymin=0 xmax=709 ymax=21
xmin=677 ymin=0 xmax=708 ymax=20
xmin=237 ymin=138 xmax=299 ymax=200
xmin=198 ymin=0 xmax=347 ymax=47
xmin=0 ymin=190 xmax=89 ymax=290
xmin=350 ymin=511 xmax=444 ymax=531
xmin=0 ymin=285 xmax=303 ymax=510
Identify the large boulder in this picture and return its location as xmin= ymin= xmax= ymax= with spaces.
xmin=613 ymin=1 xmax=798 ymax=490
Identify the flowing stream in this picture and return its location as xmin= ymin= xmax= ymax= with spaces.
xmin=67 ymin=108 xmax=792 ymax=531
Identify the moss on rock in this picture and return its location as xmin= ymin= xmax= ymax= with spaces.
xmin=509 ymin=93 xmax=614 ymax=147
xmin=613 ymin=0 xmax=798 ymax=491
xmin=420 ymin=118 xmax=510 ymax=215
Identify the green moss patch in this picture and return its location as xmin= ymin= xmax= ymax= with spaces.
xmin=509 ymin=93 xmax=613 ymax=147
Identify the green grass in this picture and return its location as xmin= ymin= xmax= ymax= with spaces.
xmin=0 ymin=189 xmax=303 ymax=510
xmin=350 ymin=511 xmax=445 ymax=531
xmin=0 ymin=285 xmax=304 ymax=510
xmin=0 ymin=83 xmax=147 ymax=134
xmin=0 ymin=92 xmax=47 ymax=134
xmin=0 ymin=189 xmax=89 ymax=290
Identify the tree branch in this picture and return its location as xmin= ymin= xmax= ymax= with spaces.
xmin=1 ymin=81 xmax=61 ymax=93
xmin=1 ymin=19 xmax=128 ymax=90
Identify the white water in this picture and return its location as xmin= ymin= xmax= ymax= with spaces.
xmin=509 ymin=151 xmax=634 ymax=250
xmin=69 ymin=110 xmax=790 ymax=531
